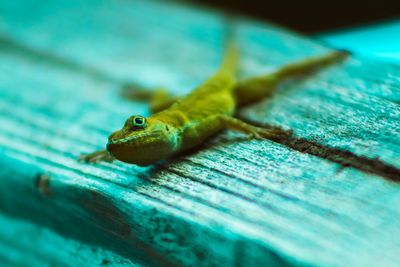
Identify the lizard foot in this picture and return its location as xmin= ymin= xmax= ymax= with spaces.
xmin=79 ymin=150 xmax=115 ymax=163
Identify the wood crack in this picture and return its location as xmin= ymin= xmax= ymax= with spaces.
xmin=242 ymin=120 xmax=400 ymax=182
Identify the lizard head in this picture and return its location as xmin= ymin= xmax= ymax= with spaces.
xmin=106 ymin=115 xmax=180 ymax=166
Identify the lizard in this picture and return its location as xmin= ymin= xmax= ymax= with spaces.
xmin=81 ymin=30 xmax=348 ymax=166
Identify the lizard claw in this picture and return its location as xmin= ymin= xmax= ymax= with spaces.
xmin=79 ymin=150 xmax=114 ymax=163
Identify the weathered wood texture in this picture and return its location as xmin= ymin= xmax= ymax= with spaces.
xmin=0 ymin=213 xmax=147 ymax=267
xmin=0 ymin=0 xmax=399 ymax=266
xmin=317 ymin=19 xmax=400 ymax=62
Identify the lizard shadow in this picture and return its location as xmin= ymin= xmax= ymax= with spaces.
xmin=132 ymin=136 xmax=244 ymax=182
xmin=134 ymin=126 xmax=292 ymax=183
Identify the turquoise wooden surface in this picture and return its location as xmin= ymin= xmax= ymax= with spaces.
xmin=318 ymin=19 xmax=400 ymax=62
xmin=0 ymin=0 xmax=399 ymax=266
xmin=0 ymin=213 xmax=146 ymax=267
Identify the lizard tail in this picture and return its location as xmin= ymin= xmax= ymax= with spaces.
xmin=218 ymin=17 xmax=238 ymax=78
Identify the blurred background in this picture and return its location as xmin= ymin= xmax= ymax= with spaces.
xmin=192 ymin=0 xmax=400 ymax=61
xmin=192 ymin=0 xmax=399 ymax=33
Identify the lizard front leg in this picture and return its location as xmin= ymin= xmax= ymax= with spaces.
xmin=79 ymin=149 xmax=115 ymax=163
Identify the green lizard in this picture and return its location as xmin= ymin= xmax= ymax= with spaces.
xmin=82 ymin=33 xmax=348 ymax=166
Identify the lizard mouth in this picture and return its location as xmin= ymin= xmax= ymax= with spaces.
xmin=108 ymin=132 xmax=147 ymax=145
xmin=107 ymin=130 xmax=165 ymax=146
xmin=106 ymin=131 xmax=175 ymax=166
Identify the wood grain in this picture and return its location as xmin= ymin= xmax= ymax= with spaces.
xmin=0 ymin=0 xmax=399 ymax=266
xmin=0 ymin=213 xmax=146 ymax=267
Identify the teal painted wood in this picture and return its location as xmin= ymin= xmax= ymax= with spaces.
xmin=0 ymin=0 xmax=399 ymax=266
xmin=0 ymin=213 xmax=147 ymax=267
xmin=317 ymin=19 xmax=400 ymax=62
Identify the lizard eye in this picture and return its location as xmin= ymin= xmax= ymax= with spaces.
xmin=129 ymin=115 xmax=147 ymax=129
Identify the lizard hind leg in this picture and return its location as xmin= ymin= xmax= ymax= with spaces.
xmin=234 ymin=50 xmax=349 ymax=105
xmin=121 ymin=84 xmax=179 ymax=114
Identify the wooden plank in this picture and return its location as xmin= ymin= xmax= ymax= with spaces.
xmin=241 ymin=57 xmax=400 ymax=169
xmin=0 ymin=0 xmax=399 ymax=266
xmin=317 ymin=19 xmax=400 ymax=62
xmin=1 ymin=0 xmax=398 ymax=169
xmin=0 ymin=214 xmax=147 ymax=267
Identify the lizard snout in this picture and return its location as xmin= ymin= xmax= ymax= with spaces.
xmin=107 ymin=129 xmax=130 ymax=145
